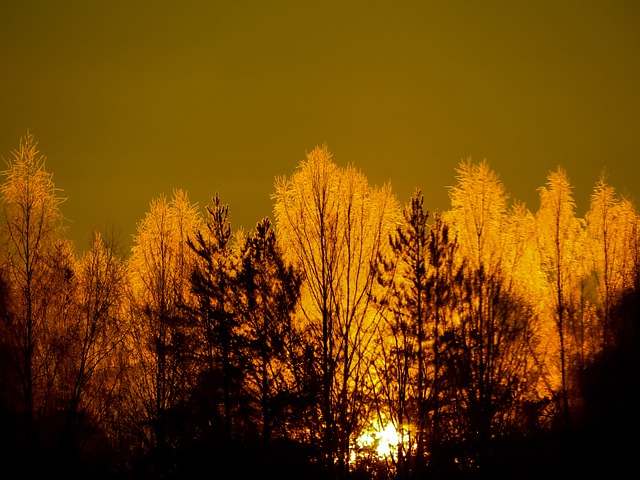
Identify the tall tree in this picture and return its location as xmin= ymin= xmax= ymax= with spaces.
xmin=187 ymin=192 xmax=243 ymax=446
xmin=446 ymin=158 xmax=508 ymax=274
xmin=0 ymin=132 xmax=65 ymax=466
xmin=373 ymin=189 xmax=461 ymax=479
xmin=500 ymin=201 xmax=551 ymax=427
xmin=535 ymin=167 xmax=584 ymax=426
xmin=127 ymin=189 xmax=201 ymax=478
xmin=585 ymin=174 xmax=639 ymax=354
xmin=273 ymin=145 xmax=401 ymax=477
xmin=61 ymin=232 xmax=128 ymax=465
xmin=237 ymin=217 xmax=302 ymax=445
xmin=372 ymin=189 xmax=430 ymax=479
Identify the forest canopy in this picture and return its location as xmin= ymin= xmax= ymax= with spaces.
xmin=0 ymin=133 xmax=638 ymax=480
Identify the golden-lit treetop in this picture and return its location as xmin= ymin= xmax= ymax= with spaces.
xmin=129 ymin=188 xmax=201 ymax=307
xmin=446 ymin=157 xmax=508 ymax=272
xmin=273 ymin=144 xmax=402 ymax=326
xmin=1 ymin=132 xmax=65 ymax=266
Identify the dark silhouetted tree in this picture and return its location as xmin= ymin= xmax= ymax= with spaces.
xmin=440 ymin=265 xmax=533 ymax=473
xmin=372 ymin=190 xmax=461 ymax=479
xmin=187 ymin=193 xmax=244 ymax=449
xmin=59 ymin=231 xmax=128 ymax=473
xmin=237 ymin=217 xmax=303 ymax=446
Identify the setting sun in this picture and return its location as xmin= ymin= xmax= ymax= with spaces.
xmin=1 ymin=1 xmax=639 ymax=479
xmin=354 ymin=420 xmax=414 ymax=462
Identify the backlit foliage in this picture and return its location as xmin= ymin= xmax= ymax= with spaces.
xmin=0 ymin=133 xmax=67 ymax=471
xmin=126 ymin=189 xmax=202 ymax=466
xmin=1 ymin=134 xmax=638 ymax=479
xmin=585 ymin=175 xmax=639 ymax=352
xmin=446 ymin=158 xmax=508 ymax=272
xmin=535 ymin=167 xmax=584 ymax=422
xmin=273 ymin=145 xmax=402 ymax=474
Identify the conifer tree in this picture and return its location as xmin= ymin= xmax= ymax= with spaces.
xmin=372 ymin=189 xmax=430 ymax=479
xmin=373 ymin=189 xmax=461 ymax=478
xmin=187 ymin=192 xmax=242 ymax=445
xmin=237 ymin=216 xmax=302 ymax=445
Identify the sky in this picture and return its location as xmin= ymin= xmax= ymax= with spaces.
xmin=1 ymin=1 xmax=639 ymax=253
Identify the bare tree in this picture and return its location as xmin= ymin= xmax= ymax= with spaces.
xmin=440 ymin=264 xmax=533 ymax=472
xmin=60 ymin=231 xmax=128 ymax=463
xmin=0 ymin=132 xmax=66 ymax=466
xmin=273 ymin=145 xmax=400 ymax=477
xmin=536 ymin=167 xmax=584 ymax=427
xmin=127 ymin=189 xmax=201 ymax=477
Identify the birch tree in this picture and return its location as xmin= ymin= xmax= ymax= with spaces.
xmin=273 ymin=145 xmax=401 ymax=477
xmin=0 ymin=132 xmax=65 ymax=465
xmin=446 ymin=158 xmax=508 ymax=274
xmin=535 ymin=167 xmax=584 ymax=426
xmin=127 ymin=189 xmax=201 ymax=477
xmin=585 ymin=175 xmax=639 ymax=354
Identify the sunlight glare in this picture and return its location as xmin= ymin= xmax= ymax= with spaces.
xmin=376 ymin=422 xmax=401 ymax=457
xmin=355 ymin=421 xmax=403 ymax=460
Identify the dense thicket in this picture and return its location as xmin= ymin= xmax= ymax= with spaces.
xmin=1 ymin=136 xmax=638 ymax=479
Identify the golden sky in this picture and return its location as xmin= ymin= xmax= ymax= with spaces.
xmin=1 ymin=0 xmax=639 ymax=250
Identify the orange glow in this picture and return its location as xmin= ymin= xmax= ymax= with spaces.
xmin=354 ymin=420 xmax=413 ymax=462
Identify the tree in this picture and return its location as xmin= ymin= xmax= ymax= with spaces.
xmin=535 ymin=167 xmax=584 ymax=427
xmin=187 ymin=192 xmax=244 ymax=448
xmin=446 ymin=158 xmax=508 ymax=274
xmin=439 ymin=160 xmax=541 ymax=472
xmin=585 ymin=174 xmax=639 ymax=354
xmin=60 ymin=231 xmax=128 ymax=470
xmin=372 ymin=189 xmax=462 ymax=479
xmin=127 ymin=189 xmax=202 ymax=477
xmin=273 ymin=145 xmax=401 ymax=477
xmin=0 ymin=132 xmax=66 ymax=467
xmin=237 ymin=216 xmax=303 ymax=445
xmin=370 ymin=189 xmax=430 ymax=479
xmin=500 ymin=201 xmax=552 ymax=429
xmin=440 ymin=264 xmax=534 ymax=473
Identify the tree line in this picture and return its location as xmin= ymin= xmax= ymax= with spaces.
xmin=0 ymin=133 xmax=638 ymax=479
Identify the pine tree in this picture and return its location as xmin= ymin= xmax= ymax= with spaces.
xmin=373 ymin=189 xmax=461 ymax=478
xmin=237 ymin=216 xmax=302 ymax=445
xmin=187 ymin=192 xmax=242 ymax=446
